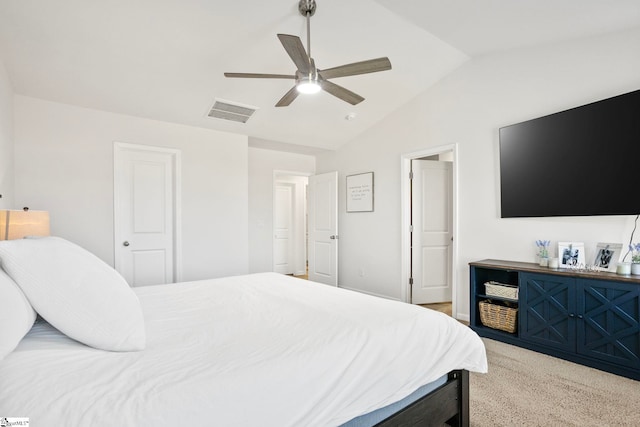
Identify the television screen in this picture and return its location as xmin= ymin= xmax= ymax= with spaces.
xmin=499 ymin=89 xmax=640 ymax=218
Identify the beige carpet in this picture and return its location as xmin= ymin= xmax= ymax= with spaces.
xmin=469 ymin=338 xmax=640 ymax=427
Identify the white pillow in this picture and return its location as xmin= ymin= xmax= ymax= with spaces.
xmin=0 ymin=268 xmax=37 ymax=360
xmin=0 ymin=237 xmax=145 ymax=351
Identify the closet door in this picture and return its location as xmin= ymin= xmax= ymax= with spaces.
xmin=114 ymin=142 xmax=181 ymax=286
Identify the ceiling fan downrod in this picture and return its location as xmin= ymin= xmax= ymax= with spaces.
xmin=298 ymin=0 xmax=316 ymax=60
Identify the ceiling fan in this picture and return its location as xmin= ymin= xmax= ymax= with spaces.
xmin=224 ymin=0 xmax=392 ymax=107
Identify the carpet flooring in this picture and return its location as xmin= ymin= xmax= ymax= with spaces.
xmin=469 ymin=338 xmax=640 ymax=426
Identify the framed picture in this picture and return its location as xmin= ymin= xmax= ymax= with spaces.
xmin=558 ymin=242 xmax=586 ymax=268
xmin=346 ymin=172 xmax=374 ymax=212
xmin=593 ymin=242 xmax=622 ymax=272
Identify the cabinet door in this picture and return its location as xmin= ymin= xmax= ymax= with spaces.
xmin=520 ymin=273 xmax=575 ymax=352
xmin=578 ymin=279 xmax=640 ymax=369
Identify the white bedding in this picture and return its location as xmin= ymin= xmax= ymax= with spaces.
xmin=0 ymin=273 xmax=487 ymax=426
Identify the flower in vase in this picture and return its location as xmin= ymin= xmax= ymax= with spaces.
xmin=629 ymin=243 xmax=640 ymax=263
xmin=535 ymin=239 xmax=550 ymax=259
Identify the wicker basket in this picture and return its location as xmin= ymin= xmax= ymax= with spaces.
xmin=479 ymin=300 xmax=518 ymax=333
xmin=485 ymin=281 xmax=519 ymax=300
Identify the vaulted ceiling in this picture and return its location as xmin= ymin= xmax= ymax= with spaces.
xmin=1 ymin=0 xmax=638 ymax=152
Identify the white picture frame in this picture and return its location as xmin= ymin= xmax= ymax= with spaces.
xmin=558 ymin=241 xmax=586 ymax=268
xmin=346 ymin=172 xmax=374 ymax=213
xmin=593 ymin=242 xmax=622 ymax=272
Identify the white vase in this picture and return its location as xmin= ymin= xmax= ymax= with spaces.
xmin=617 ymin=262 xmax=632 ymax=275
xmin=631 ymin=263 xmax=640 ymax=276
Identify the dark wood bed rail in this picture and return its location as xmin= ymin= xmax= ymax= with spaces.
xmin=375 ymin=369 xmax=469 ymax=427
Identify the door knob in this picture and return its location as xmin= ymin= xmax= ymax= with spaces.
xmin=330 ymin=235 xmax=338 ymax=240
xmin=123 ymin=241 xmax=130 ymax=247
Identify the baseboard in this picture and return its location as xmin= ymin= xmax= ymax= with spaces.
xmin=455 ymin=313 xmax=470 ymax=322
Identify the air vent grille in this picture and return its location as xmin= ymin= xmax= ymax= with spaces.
xmin=208 ymin=100 xmax=258 ymax=123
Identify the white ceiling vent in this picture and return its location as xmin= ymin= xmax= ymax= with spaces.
xmin=207 ymin=99 xmax=258 ymax=123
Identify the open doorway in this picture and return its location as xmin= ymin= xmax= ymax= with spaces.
xmin=401 ymin=145 xmax=458 ymax=318
xmin=273 ymin=171 xmax=309 ymax=277
xmin=272 ymin=170 xmax=339 ymax=285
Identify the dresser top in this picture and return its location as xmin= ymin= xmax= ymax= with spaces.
xmin=470 ymin=259 xmax=640 ymax=284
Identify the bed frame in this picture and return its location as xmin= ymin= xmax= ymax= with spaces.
xmin=375 ymin=369 xmax=469 ymax=427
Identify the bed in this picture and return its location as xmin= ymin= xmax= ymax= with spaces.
xmin=0 ymin=237 xmax=487 ymax=426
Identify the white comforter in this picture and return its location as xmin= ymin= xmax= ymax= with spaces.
xmin=0 ymin=273 xmax=487 ymax=426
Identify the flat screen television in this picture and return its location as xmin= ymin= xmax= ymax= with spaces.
xmin=499 ymin=89 xmax=640 ymax=218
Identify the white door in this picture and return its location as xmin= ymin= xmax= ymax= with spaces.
xmin=114 ymin=143 xmax=180 ymax=287
xmin=411 ymin=160 xmax=453 ymax=304
xmin=273 ymin=183 xmax=294 ymax=274
xmin=308 ymin=171 xmax=338 ymax=286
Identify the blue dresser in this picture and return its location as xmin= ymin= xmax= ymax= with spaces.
xmin=470 ymin=260 xmax=640 ymax=380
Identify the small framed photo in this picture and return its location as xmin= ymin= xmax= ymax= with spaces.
xmin=558 ymin=242 xmax=586 ymax=268
xmin=346 ymin=172 xmax=374 ymax=212
xmin=593 ymin=242 xmax=622 ymax=272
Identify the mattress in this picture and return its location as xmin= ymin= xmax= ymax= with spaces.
xmin=0 ymin=272 xmax=487 ymax=426
xmin=340 ymin=374 xmax=449 ymax=426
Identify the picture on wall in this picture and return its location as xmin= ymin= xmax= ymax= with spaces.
xmin=593 ymin=242 xmax=622 ymax=272
xmin=558 ymin=242 xmax=586 ymax=268
xmin=346 ymin=172 xmax=374 ymax=212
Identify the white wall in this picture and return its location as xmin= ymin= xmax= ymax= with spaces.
xmin=0 ymin=58 xmax=14 ymax=208
xmin=248 ymin=147 xmax=315 ymax=273
xmin=316 ymin=28 xmax=640 ymax=317
xmin=14 ymin=96 xmax=249 ymax=281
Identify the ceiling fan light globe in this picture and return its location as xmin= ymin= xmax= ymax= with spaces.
xmin=297 ymin=81 xmax=321 ymax=94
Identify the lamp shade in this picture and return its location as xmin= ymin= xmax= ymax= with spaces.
xmin=0 ymin=210 xmax=50 ymax=240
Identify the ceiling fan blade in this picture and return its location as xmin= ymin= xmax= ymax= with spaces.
xmin=275 ymin=86 xmax=300 ymax=107
xmin=224 ymin=72 xmax=296 ymax=79
xmin=319 ymin=80 xmax=364 ymax=105
xmin=277 ymin=34 xmax=310 ymax=74
xmin=319 ymin=57 xmax=392 ymax=80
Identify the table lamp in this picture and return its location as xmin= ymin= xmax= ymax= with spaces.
xmin=0 ymin=209 xmax=50 ymax=240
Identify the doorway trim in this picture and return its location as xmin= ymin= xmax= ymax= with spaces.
xmin=272 ymin=170 xmax=311 ymax=276
xmin=113 ymin=142 xmax=183 ymax=283
xmin=400 ymin=144 xmax=459 ymax=316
